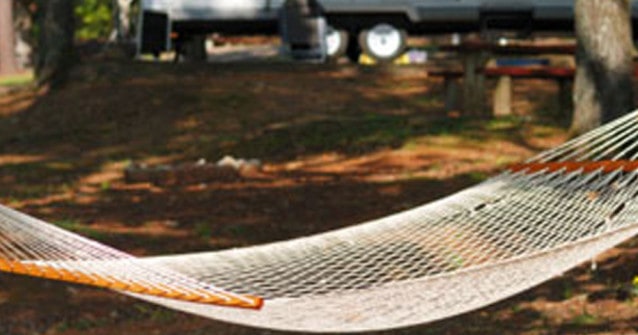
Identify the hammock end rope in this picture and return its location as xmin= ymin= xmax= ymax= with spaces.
xmin=0 ymin=258 xmax=264 ymax=310
xmin=509 ymin=160 xmax=638 ymax=175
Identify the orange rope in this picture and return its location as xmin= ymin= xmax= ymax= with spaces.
xmin=509 ymin=160 xmax=638 ymax=175
xmin=0 ymin=258 xmax=263 ymax=309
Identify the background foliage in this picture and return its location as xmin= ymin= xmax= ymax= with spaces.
xmin=74 ymin=0 xmax=112 ymax=40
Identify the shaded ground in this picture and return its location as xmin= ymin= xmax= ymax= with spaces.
xmin=0 ymin=59 xmax=637 ymax=334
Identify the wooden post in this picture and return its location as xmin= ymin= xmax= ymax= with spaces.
xmin=462 ymin=51 xmax=488 ymax=117
xmin=0 ymin=0 xmax=18 ymax=76
xmin=493 ymin=75 xmax=512 ymax=116
xmin=444 ymin=76 xmax=461 ymax=112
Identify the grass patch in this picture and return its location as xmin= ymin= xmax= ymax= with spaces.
xmin=0 ymin=71 xmax=34 ymax=87
xmin=0 ymin=161 xmax=76 ymax=179
xmin=194 ymin=222 xmax=213 ymax=240
xmin=56 ymin=317 xmax=110 ymax=332
xmin=220 ymin=224 xmax=249 ymax=239
xmin=133 ymin=303 xmax=177 ymax=323
xmin=0 ymin=161 xmax=85 ymax=199
xmin=228 ymin=114 xmax=562 ymax=161
xmin=3 ymin=184 xmax=64 ymax=200
xmin=530 ymin=124 xmax=564 ymax=138
xmin=570 ymin=312 xmax=599 ymax=326
xmin=467 ymin=171 xmax=490 ymax=183
xmin=54 ymin=219 xmax=106 ymax=240
xmin=233 ymin=114 xmax=414 ymax=159
xmin=484 ymin=116 xmax=525 ymax=132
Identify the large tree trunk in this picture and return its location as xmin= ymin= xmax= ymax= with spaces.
xmin=36 ymin=0 xmax=75 ymax=87
xmin=0 ymin=0 xmax=19 ymax=76
xmin=571 ymin=0 xmax=635 ymax=135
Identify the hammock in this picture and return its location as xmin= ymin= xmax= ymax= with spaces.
xmin=3 ymin=110 xmax=638 ymax=333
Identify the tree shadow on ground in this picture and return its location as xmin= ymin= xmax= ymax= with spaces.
xmin=0 ymin=60 xmax=585 ymax=335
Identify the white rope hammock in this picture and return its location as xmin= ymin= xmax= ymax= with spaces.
xmin=3 ymin=110 xmax=638 ymax=332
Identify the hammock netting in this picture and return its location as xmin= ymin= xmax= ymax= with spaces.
xmin=3 ymin=110 xmax=638 ymax=332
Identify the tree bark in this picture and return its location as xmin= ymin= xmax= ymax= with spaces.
xmin=13 ymin=0 xmax=36 ymax=69
xmin=0 ymin=0 xmax=19 ymax=76
xmin=35 ymin=0 xmax=75 ymax=87
xmin=571 ymin=0 xmax=635 ymax=135
xmin=109 ymin=0 xmax=133 ymax=43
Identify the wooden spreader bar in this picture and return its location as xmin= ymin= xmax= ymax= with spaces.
xmin=0 ymin=258 xmax=263 ymax=310
xmin=509 ymin=160 xmax=638 ymax=175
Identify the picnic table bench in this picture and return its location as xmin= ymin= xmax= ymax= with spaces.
xmin=486 ymin=65 xmax=575 ymax=116
xmin=433 ymin=40 xmax=576 ymax=116
xmin=430 ymin=65 xmax=575 ymax=116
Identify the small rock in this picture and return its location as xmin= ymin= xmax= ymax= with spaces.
xmin=217 ymin=155 xmax=242 ymax=170
xmin=163 ymin=220 xmax=179 ymax=228
xmin=217 ymin=155 xmax=262 ymax=171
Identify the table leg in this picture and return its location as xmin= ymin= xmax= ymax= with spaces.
xmin=493 ymin=75 xmax=512 ymax=117
xmin=462 ymin=51 xmax=489 ymax=117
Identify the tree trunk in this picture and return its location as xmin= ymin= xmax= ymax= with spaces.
xmin=110 ymin=0 xmax=133 ymax=43
xmin=571 ymin=0 xmax=635 ymax=135
xmin=36 ymin=0 xmax=75 ymax=87
xmin=0 ymin=0 xmax=19 ymax=76
xmin=14 ymin=0 xmax=36 ymax=69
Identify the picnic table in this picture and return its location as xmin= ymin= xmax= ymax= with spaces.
xmin=435 ymin=39 xmax=576 ymax=116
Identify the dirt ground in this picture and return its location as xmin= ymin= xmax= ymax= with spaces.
xmin=1 ymin=56 xmax=638 ymax=335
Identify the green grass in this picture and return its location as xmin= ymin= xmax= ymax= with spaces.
xmin=56 ymin=318 xmax=109 ymax=332
xmin=227 ymin=114 xmax=563 ymax=161
xmin=570 ymin=312 xmax=599 ymax=326
xmin=233 ymin=114 xmax=414 ymax=159
xmin=194 ymin=222 xmax=213 ymax=240
xmin=219 ymin=224 xmax=249 ymax=239
xmin=0 ymin=71 xmax=34 ymax=87
xmin=484 ymin=116 xmax=525 ymax=131
xmin=54 ymin=219 xmax=106 ymax=239
xmin=467 ymin=171 xmax=490 ymax=183
xmin=0 ymin=161 xmax=86 ymax=200
xmin=133 ymin=303 xmax=177 ymax=322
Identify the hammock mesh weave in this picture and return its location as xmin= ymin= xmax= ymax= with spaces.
xmin=3 ymin=110 xmax=638 ymax=332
